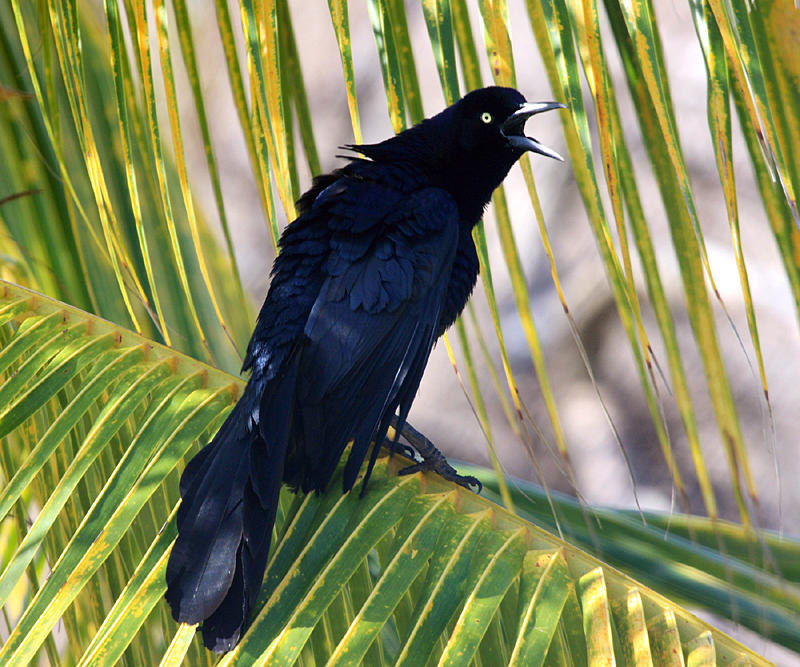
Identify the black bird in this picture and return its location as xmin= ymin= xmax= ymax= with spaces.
xmin=165 ymin=86 xmax=565 ymax=652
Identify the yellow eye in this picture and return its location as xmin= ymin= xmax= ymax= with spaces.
xmin=480 ymin=112 xmax=492 ymax=124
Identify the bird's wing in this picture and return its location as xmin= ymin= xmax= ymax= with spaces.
xmin=241 ymin=168 xmax=405 ymax=381
xmin=288 ymin=186 xmax=460 ymax=493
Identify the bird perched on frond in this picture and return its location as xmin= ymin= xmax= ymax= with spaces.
xmin=165 ymin=86 xmax=565 ymax=652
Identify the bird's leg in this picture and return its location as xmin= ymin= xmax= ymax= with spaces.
xmin=385 ymin=437 xmax=418 ymax=463
xmin=386 ymin=416 xmax=482 ymax=492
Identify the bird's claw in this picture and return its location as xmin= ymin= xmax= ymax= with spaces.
xmin=388 ymin=417 xmax=482 ymax=493
xmin=394 ymin=442 xmax=419 ymax=462
xmin=381 ymin=436 xmax=419 ymax=462
xmin=397 ymin=459 xmax=482 ymax=493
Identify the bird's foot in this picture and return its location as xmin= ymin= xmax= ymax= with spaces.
xmin=397 ymin=458 xmax=482 ymax=492
xmin=390 ymin=418 xmax=482 ymax=493
xmin=384 ymin=437 xmax=418 ymax=462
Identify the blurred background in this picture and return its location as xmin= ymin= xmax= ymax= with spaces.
xmin=180 ymin=0 xmax=798 ymax=534
xmin=3 ymin=0 xmax=800 ymax=662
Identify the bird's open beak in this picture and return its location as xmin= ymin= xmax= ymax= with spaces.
xmin=501 ymin=101 xmax=566 ymax=161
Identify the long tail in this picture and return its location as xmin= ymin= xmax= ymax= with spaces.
xmin=165 ymin=364 xmax=296 ymax=652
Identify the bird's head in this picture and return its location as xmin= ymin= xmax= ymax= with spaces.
xmin=446 ymin=86 xmax=565 ymax=163
xmin=349 ymin=87 xmax=565 ymax=225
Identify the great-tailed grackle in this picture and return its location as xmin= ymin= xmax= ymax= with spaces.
xmin=165 ymin=86 xmax=565 ymax=652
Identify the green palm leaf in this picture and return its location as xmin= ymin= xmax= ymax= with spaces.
xmin=2 ymin=0 xmax=799 ymax=663
xmin=0 ymin=283 xmax=770 ymax=664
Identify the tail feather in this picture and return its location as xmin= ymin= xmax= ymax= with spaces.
xmin=165 ymin=362 xmax=296 ymax=652
xmin=165 ymin=402 xmax=254 ymax=623
xmin=197 ymin=543 xmax=248 ymax=651
xmin=198 ymin=442 xmax=286 ymax=651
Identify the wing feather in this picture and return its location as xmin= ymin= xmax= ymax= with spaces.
xmin=287 ymin=188 xmax=459 ymax=492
